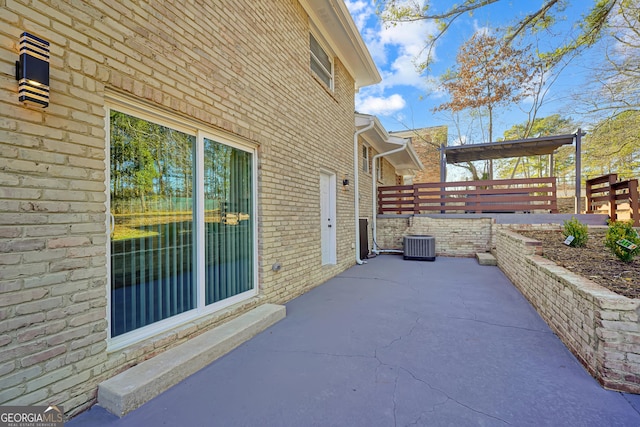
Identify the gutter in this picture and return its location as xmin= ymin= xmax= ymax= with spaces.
xmin=354 ymin=118 xmax=375 ymax=265
xmin=371 ymin=142 xmax=409 ymax=255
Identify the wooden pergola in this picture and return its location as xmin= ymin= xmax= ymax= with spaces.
xmin=439 ymin=131 xmax=585 ymax=213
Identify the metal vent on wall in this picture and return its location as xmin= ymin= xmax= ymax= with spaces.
xmin=403 ymin=235 xmax=436 ymax=261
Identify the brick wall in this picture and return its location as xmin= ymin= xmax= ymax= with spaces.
xmin=0 ymin=0 xmax=364 ymax=416
xmin=496 ymin=229 xmax=640 ymax=393
xmin=392 ymin=126 xmax=447 ymax=183
xmin=376 ymin=215 xmax=493 ymax=256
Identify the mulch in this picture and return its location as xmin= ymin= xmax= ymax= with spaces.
xmin=518 ymin=229 xmax=640 ymax=299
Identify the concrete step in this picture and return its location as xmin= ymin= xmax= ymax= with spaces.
xmin=476 ymin=252 xmax=497 ymax=266
xmin=98 ymin=303 xmax=286 ymax=417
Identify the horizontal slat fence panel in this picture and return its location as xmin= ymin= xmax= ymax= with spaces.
xmin=586 ymin=174 xmax=639 ymax=226
xmin=378 ymin=177 xmax=558 ymax=214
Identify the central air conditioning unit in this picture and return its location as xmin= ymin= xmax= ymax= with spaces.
xmin=403 ymin=235 xmax=436 ymax=261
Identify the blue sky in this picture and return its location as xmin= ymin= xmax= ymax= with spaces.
xmin=345 ymin=1 xmax=600 ymax=140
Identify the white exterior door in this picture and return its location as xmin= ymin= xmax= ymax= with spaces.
xmin=320 ymin=172 xmax=336 ymax=265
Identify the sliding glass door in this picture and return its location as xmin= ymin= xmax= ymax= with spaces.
xmin=109 ymin=107 xmax=255 ymax=340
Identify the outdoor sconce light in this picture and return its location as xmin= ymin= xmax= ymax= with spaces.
xmin=342 ymin=176 xmax=350 ymax=192
xmin=15 ymin=32 xmax=50 ymax=108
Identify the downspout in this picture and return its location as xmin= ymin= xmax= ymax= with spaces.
xmin=372 ymin=143 xmax=409 ymax=255
xmin=354 ymin=119 xmax=375 ymax=265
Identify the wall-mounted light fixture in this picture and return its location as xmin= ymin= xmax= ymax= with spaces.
xmin=15 ymin=32 xmax=50 ymax=108
xmin=342 ymin=176 xmax=350 ymax=187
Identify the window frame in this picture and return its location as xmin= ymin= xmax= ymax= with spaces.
xmin=362 ymin=144 xmax=370 ymax=174
xmin=309 ymin=32 xmax=334 ymax=90
xmin=375 ymin=157 xmax=384 ymax=182
xmin=105 ymin=94 xmax=258 ymax=350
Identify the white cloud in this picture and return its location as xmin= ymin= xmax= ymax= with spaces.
xmin=346 ymin=2 xmax=439 ymax=96
xmin=356 ymin=93 xmax=407 ymax=116
xmin=472 ymin=21 xmax=492 ymax=37
xmin=345 ymin=1 xmax=372 ymax=31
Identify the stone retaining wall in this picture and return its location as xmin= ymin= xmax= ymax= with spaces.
xmin=496 ymin=229 xmax=640 ymax=393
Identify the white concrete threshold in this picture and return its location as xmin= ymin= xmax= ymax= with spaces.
xmin=98 ymin=303 xmax=286 ymax=417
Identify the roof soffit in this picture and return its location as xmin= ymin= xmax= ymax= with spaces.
xmin=299 ymin=0 xmax=381 ymax=89
xmin=355 ymin=113 xmax=423 ymax=171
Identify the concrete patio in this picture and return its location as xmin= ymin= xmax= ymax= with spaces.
xmin=69 ymin=255 xmax=640 ymax=426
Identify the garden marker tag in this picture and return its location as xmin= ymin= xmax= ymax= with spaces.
xmin=617 ymin=239 xmax=638 ymax=251
xmin=563 ymin=235 xmax=575 ymax=246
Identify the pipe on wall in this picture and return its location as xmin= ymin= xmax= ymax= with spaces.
xmin=353 ymin=119 xmax=375 ymax=264
xmin=371 ymin=143 xmax=409 ymax=255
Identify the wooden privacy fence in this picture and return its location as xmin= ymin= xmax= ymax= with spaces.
xmin=378 ymin=177 xmax=558 ymax=214
xmin=586 ymin=174 xmax=639 ymax=226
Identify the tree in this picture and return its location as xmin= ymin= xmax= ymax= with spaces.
xmin=571 ymin=1 xmax=640 ymax=182
xmin=110 ymin=111 xmax=195 ymax=213
xmin=445 ymin=110 xmax=487 ymax=181
xmin=583 ymin=110 xmax=640 ymax=180
xmin=379 ymin=0 xmax=639 ymax=182
xmin=378 ymin=0 xmax=620 ymax=71
xmin=576 ymin=0 xmax=640 ymax=116
xmin=110 ymin=111 xmax=158 ymax=212
xmin=495 ymin=115 xmax=577 ymax=182
xmin=434 ymin=32 xmax=535 ymax=178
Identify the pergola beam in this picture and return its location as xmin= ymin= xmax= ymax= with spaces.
xmin=442 ymin=130 xmax=585 ymax=213
xmin=443 ymin=134 xmax=576 ymax=164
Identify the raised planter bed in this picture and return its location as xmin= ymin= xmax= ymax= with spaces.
xmin=496 ymin=229 xmax=640 ymax=393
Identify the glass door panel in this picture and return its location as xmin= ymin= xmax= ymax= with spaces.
xmin=110 ymin=110 xmax=196 ymax=337
xmin=203 ymin=138 xmax=254 ymax=304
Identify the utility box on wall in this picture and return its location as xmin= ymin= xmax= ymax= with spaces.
xmin=359 ymin=218 xmax=369 ymax=260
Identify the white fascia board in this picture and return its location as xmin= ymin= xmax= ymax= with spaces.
xmin=356 ymin=114 xmax=393 ymax=147
xmin=386 ymin=149 xmax=423 ymax=172
xmin=405 ymin=143 xmax=425 ymax=170
xmin=300 ymin=0 xmax=381 ymax=89
xmin=355 ymin=113 xmax=375 ymax=128
xmin=354 ymin=113 xmax=423 ymax=171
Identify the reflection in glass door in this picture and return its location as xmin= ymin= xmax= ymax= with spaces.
xmin=109 ymin=110 xmax=196 ymax=337
xmin=203 ymin=138 xmax=254 ymax=304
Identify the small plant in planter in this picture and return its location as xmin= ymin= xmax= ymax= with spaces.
xmin=605 ymin=219 xmax=640 ymax=263
xmin=562 ymin=217 xmax=588 ymax=247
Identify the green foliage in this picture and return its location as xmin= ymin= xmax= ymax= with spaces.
xmin=502 ymin=114 xmax=574 ymax=141
xmin=110 ymin=110 xmax=195 ymax=214
xmin=562 ymin=217 xmax=589 ymax=247
xmin=605 ymin=220 xmax=640 ymax=262
xmin=583 ymin=111 xmax=640 ymax=180
xmin=495 ymin=115 xmax=577 ymax=180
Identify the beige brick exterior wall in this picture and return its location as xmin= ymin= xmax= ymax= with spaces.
xmin=0 ymin=0 xmax=371 ymax=416
xmin=392 ymin=126 xmax=447 ymax=183
xmin=376 ymin=215 xmax=493 ymax=256
xmin=496 ymin=229 xmax=640 ymax=393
